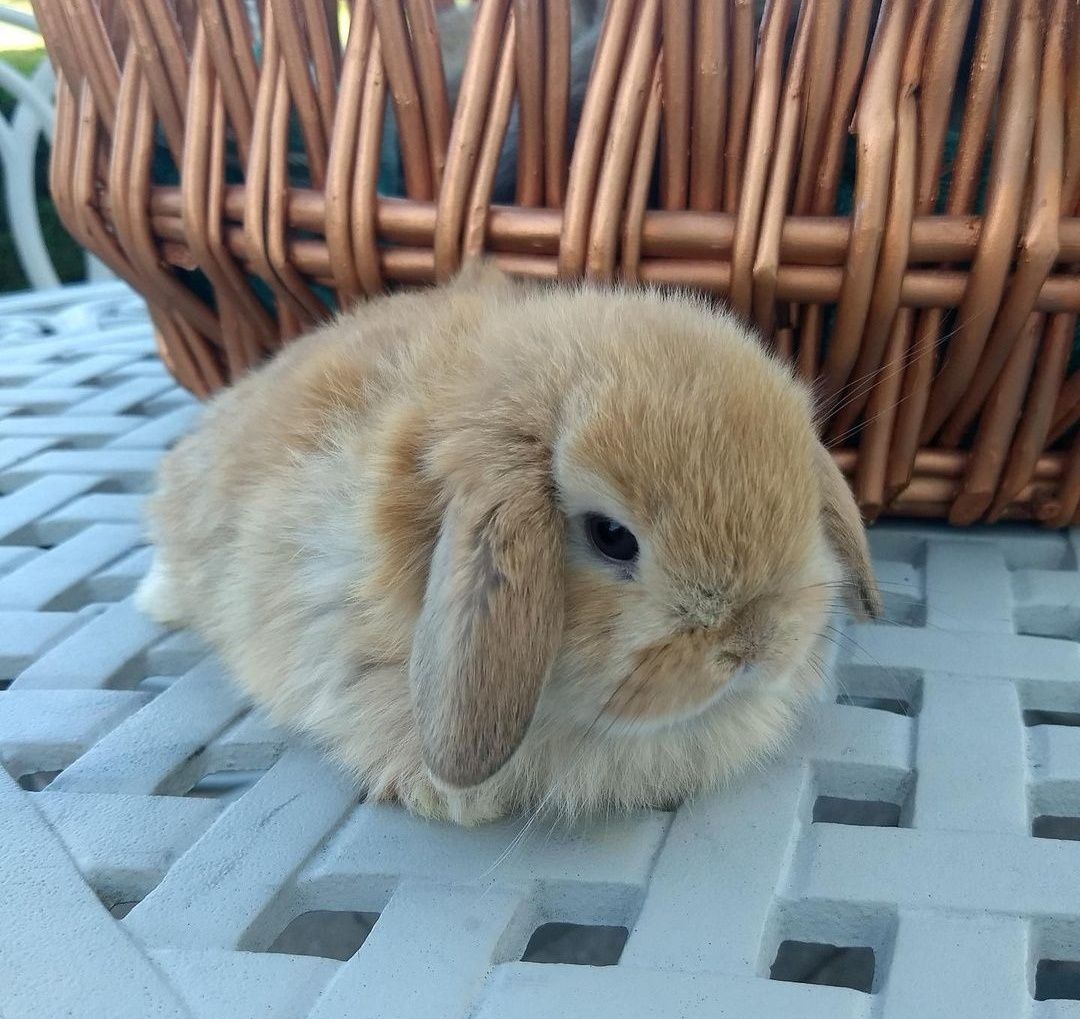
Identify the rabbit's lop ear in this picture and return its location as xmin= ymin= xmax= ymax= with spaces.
xmin=409 ymin=487 xmax=564 ymax=788
xmin=815 ymin=444 xmax=882 ymax=619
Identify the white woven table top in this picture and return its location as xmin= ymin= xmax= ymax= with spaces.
xmin=2 ymin=282 xmax=1080 ymax=1019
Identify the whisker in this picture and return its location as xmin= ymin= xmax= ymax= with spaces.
xmin=804 ymin=649 xmax=832 ymax=692
xmin=823 ymin=313 xmax=981 ymax=448
xmin=825 ymin=623 xmax=884 ymax=668
xmin=824 ymin=335 xmax=937 ymax=424
xmin=815 ymin=309 xmax=974 ymax=423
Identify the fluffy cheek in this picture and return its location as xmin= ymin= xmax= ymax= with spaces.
xmin=547 ymin=568 xmax=633 ymax=721
xmin=748 ymin=582 xmax=834 ymax=700
xmin=605 ymin=630 xmax=736 ymax=725
xmin=554 ymin=567 xmax=736 ymax=727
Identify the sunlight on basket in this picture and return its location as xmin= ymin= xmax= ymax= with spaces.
xmin=0 ymin=4 xmax=108 ymax=290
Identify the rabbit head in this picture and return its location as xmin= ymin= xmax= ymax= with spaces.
xmin=408 ymin=278 xmax=879 ymax=791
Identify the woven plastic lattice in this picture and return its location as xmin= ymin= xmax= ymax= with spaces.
xmin=3 ymin=282 xmax=1080 ymax=1019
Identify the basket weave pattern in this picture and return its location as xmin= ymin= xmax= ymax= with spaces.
xmin=29 ymin=0 xmax=1080 ymax=524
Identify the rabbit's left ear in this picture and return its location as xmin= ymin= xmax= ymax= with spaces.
xmin=408 ymin=485 xmax=564 ymax=788
xmin=815 ymin=443 xmax=882 ymax=619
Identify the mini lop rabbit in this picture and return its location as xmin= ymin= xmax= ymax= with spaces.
xmin=138 ymin=265 xmax=879 ymax=824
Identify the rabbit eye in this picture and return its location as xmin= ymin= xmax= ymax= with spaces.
xmin=585 ymin=513 xmax=639 ymax=564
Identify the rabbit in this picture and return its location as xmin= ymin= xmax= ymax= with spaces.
xmin=408 ymin=0 xmax=604 ymax=203
xmin=260 ymin=1 xmax=604 ymax=203
xmin=137 ymin=263 xmax=880 ymax=825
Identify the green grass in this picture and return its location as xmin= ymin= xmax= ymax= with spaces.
xmin=0 ymin=44 xmax=85 ymax=292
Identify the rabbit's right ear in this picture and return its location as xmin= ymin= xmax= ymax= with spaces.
xmin=815 ymin=443 xmax=882 ymax=619
xmin=408 ymin=484 xmax=564 ymax=789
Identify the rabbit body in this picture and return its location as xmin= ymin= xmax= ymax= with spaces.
xmin=139 ymin=267 xmax=878 ymax=824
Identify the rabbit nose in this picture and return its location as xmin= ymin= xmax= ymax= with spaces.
xmin=728 ymin=601 xmax=774 ymax=659
xmin=715 ymin=627 xmax=767 ymax=671
xmin=738 ymin=643 xmax=763 ymax=666
xmin=715 ymin=649 xmax=750 ymax=672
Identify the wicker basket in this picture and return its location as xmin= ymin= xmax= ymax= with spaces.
xmin=30 ymin=0 xmax=1080 ymax=525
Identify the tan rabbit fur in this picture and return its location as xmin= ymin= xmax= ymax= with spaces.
xmin=138 ymin=264 xmax=879 ymax=824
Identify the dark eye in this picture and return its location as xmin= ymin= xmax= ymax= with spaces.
xmin=585 ymin=513 xmax=639 ymax=564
